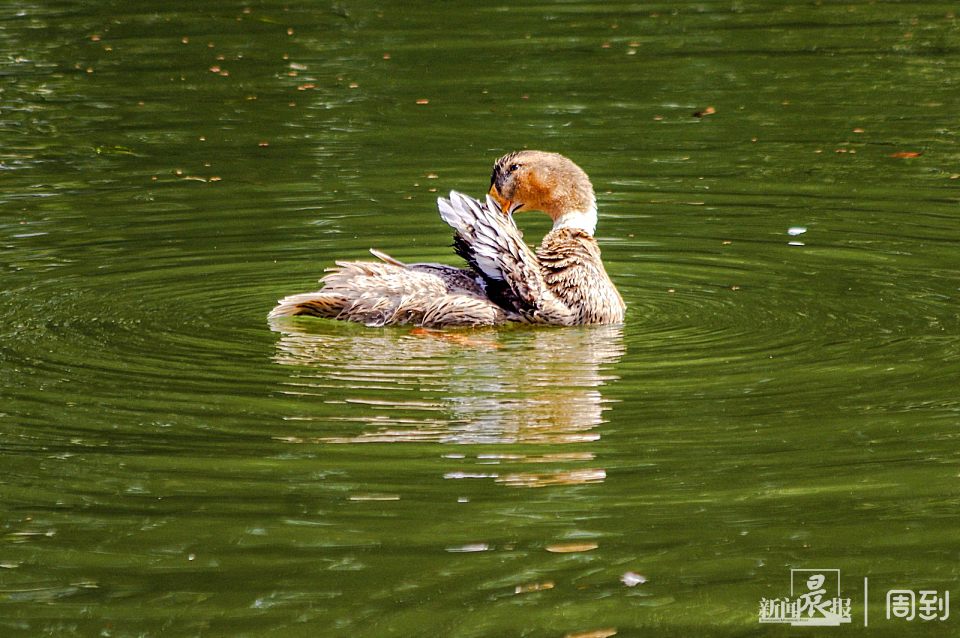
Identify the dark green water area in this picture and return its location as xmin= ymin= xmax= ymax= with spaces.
xmin=2 ymin=1 xmax=958 ymax=636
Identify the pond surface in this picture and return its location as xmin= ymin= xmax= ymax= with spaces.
xmin=2 ymin=1 xmax=958 ymax=636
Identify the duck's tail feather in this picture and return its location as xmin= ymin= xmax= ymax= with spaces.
xmin=268 ymin=291 xmax=350 ymax=319
xmin=369 ymin=248 xmax=406 ymax=266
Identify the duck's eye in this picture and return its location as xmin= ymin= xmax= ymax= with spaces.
xmin=508 ymin=163 xmax=521 ymax=173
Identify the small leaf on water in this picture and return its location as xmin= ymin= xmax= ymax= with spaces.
xmin=564 ymin=629 xmax=617 ymax=638
xmin=546 ymin=542 xmax=598 ymax=553
xmin=889 ymin=151 xmax=923 ymax=158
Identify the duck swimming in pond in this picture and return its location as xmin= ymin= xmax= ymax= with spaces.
xmin=268 ymin=151 xmax=625 ymax=327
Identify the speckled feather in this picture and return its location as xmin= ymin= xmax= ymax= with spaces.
xmin=270 ymin=151 xmax=625 ymax=327
xmin=537 ymin=228 xmax=625 ymax=324
xmin=268 ymin=254 xmax=512 ymax=327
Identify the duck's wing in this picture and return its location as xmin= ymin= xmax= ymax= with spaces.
xmin=437 ymin=191 xmax=573 ymax=323
xmin=268 ymin=259 xmax=509 ymax=327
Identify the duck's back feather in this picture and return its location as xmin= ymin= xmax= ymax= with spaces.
xmin=268 ymin=254 xmax=509 ymax=327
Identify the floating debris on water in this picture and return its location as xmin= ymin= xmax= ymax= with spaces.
xmin=515 ymin=581 xmax=554 ymax=594
xmin=545 ymin=542 xmax=598 ymax=553
xmin=445 ymin=543 xmax=489 ymax=553
xmin=621 ymin=571 xmax=647 ymax=586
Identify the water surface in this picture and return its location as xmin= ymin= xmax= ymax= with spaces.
xmin=2 ymin=1 xmax=958 ymax=636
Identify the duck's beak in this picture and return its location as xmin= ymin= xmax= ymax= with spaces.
xmin=487 ymin=185 xmax=514 ymax=215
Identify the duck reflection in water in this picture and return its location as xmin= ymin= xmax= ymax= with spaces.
xmin=269 ymin=321 xmax=624 ymax=487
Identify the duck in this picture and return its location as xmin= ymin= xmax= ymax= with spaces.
xmin=269 ymin=151 xmax=625 ymax=327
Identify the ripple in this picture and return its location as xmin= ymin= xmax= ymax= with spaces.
xmin=614 ymin=228 xmax=959 ymax=375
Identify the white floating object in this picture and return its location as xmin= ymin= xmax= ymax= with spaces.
xmin=621 ymin=571 xmax=648 ymax=586
xmin=787 ymin=226 xmax=807 ymax=236
xmin=443 ymin=472 xmax=499 ymax=480
xmin=788 ymin=241 xmax=805 ymax=247
xmin=446 ymin=543 xmax=489 ymax=553
xmin=347 ymin=493 xmax=400 ymax=501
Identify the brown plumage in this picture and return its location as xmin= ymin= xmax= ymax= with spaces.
xmin=537 ymin=228 xmax=626 ymax=324
xmin=268 ymin=255 xmax=512 ymax=327
xmin=269 ymin=151 xmax=625 ymax=327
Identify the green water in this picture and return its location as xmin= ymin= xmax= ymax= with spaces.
xmin=2 ymin=1 xmax=958 ymax=636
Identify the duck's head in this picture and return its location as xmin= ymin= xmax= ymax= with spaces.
xmin=488 ymin=150 xmax=598 ymax=235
